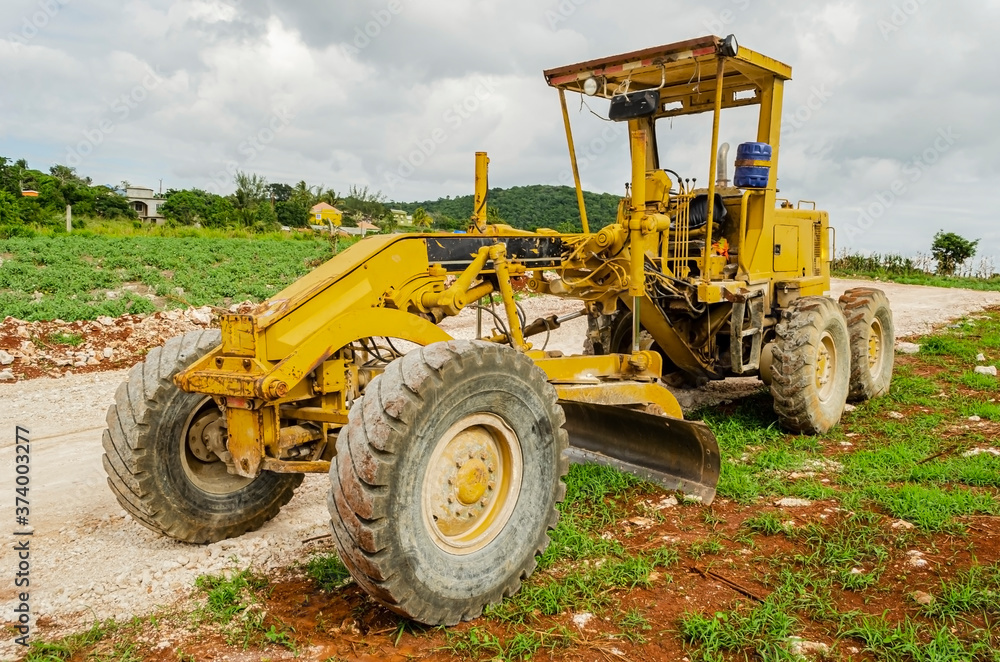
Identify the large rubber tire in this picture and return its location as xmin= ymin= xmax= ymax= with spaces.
xmin=102 ymin=330 xmax=303 ymax=544
xmin=770 ymin=297 xmax=851 ymax=434
xmin=328 ymin=339 xmax=568 ymax=625
xmin=839 ymin=288 xmax=894 ymax=402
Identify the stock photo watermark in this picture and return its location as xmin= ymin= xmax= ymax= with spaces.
xmin=64 ymin=68 xmax=165 ymax=168
xmin=12 ymin=426 xmax=32 ymax=647
xmin=552 ymin=123 xmax=623 ymax=187
xmin=842 ymin=127 xmax=957 ymax=245
xmin=545 ymin=0 xmax=588 ymax=30
xmin=342 ymin=0 xmax=406 ymax=57
xmin=783 ymin=83 xmax=834 ymax=135
xmin=381 ymin=77 xmax=498 ymax=193
xmin=877 ymin=0 xmax=930 ymax=39
xmin=204 ymin=108 xmax=295 ymax=194
xmin=703 ymin=0 xmax=752 ymax=34
xmin=7 ymin=0 xmax=72 ymax=52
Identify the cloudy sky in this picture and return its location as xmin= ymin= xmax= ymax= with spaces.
xmin=1 ymin=0 xmax=996 ymax=259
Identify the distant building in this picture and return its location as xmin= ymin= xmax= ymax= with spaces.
xmin=324 ymin=220 xmax=381 ymax=238
xmin=126 ymin=187 xmax=165 ymax=223
xmin=311 ymin=202 xmax=343 ymax=227
xmin=390 ymin=209 xmax=413 ymax=226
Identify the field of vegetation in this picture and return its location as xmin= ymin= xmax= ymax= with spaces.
xmin=0 ymin=235 xmax=339 ymax=322
xmin=21 ymin=310 xmax=1000 ymax=661
xmin=832 ymin=250 xmax=1000 ymax=292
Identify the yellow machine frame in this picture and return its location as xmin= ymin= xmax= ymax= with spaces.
xmin=175 ymin=35 xmax=830 ymax=500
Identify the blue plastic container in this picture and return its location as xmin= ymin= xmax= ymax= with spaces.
xmin=734 ymin=142 xmax=772 ymax=189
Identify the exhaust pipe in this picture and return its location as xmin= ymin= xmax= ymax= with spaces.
xmin=716 ymin=142 xmax=730 ymax=187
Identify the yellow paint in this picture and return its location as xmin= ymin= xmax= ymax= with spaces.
xmin=172 ymin=35 xmax=838 ymax=478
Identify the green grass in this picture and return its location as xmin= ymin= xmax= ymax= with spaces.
xmin=921 ymin=335 xmax=978 ymax=361
xmin=305 ymin=553 xmax=352 ymax=591
xmin=960 ymin=400 xmax=1000 ymax=420
xmin=442 ymin=625 xmax=573 ymax=661
xmin=486 ymin=551 xmax=658 ymax=624
xmin=22 ymin=620 xmax=119 ymax=661
xmin=922 ymin=564 xmax=1000 ymax=620
xmin=792 ymin=512 xmax=892 ymax=591
xmin=0 ymin=235 xmax=335 ymax=321
xmin=193 ymin=568 xmax=291 ymax=649
xmin=959 ymin=370 xmax=999 ymax=391
xmin=864 ymin=484 xmax=998 ymax=532
xmin=46 ymin=331 xmax=84 ymax=346
xmin=679 ymin=595 xmax=799 ymax=661
xmin=842 ymin=614 xmax=999 ymax=661
xmin=484 ymin=462 xmax=675 ymax=638
xmin=743 ymin=512 xmax=789 ymax=536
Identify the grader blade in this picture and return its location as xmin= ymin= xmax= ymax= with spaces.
xmin=560 ymin=401 xmax=721 ymax=503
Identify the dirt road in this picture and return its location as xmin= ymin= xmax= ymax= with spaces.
xmin=1 ymin=277 xmax=997 ymax=651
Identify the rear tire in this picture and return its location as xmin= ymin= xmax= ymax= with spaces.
xmin=839 ymin=288 xmax=894 ymax=401
xmin=770 ymin=297 xmax=850 ymax=434
xmin=102 ymin=330 xmax=302 ymax=544
xmin=327 ymin=339 xmax=568 ymax=625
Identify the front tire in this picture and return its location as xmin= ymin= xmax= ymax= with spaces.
xmin=102 ymin=330 xmax=303 ymax=544
xmin=839 ymin=288 xmax=894 ymax=401
xmin=328 ymin=340 xmax=568 ymax=625
xmin=770 ymin=297 xmax=850 ymax=434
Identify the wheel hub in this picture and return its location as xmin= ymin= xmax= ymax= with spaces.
xmin=181 ymin=399 xmax=252 ymax=495
xmin=423 ymin=413 xmax=522 ymax=555
xmin=868 ymin=318 xmax=883 ymax=374
xmin=815 ymin=331 xmax=837 ymax=401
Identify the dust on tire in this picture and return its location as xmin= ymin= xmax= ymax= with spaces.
xmin=770 ymin=296 xmax=851 ymax=434
xmin=839 ymin=287 xmax=894 ymax=402
xmin=102 ymin=329 xmax=302 ymax=544
xmin=327 ymin=339 xmax=568 ymax=625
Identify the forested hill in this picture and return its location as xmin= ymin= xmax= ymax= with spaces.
xmin=394 ymin=185 xmax=622 ymax=232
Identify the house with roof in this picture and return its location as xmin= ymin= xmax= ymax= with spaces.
xmin=311 ymin=202 xmax=343 ymax=227
xmin=127 ymin=186 xmax=165 ymax=223
xmin=332 ymin=220 xmax=382 ymax=238
xmin=390 ymin=209 xmax=413 ymax=226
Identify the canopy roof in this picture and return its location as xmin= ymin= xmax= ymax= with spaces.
xmin=543 ymin=35 xmax=791 ymax=118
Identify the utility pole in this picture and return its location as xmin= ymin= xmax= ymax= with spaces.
xmin=66 ymin=205 xmax=72 ymax=233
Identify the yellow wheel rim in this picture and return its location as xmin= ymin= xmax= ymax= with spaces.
xmin=422 ymin=413 xmax=522 ymax=555
xmin=868 ymin=318 xmax=884 ymax=378
xmin=815 ymin=331 xmax=838 ymax=402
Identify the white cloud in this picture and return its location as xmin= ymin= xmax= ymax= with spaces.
xmin=0 ymin=0 xmax=997 ymax=257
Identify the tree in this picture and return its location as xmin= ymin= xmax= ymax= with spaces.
xmin=342 ymin=185 xmax=389 ymax=226
xmin=161 ymin=188 xmax=224 ymax=225
xmin=931 ymin=231 xmax=979 ymax=275
xmin=231 ymin=171 xmax=273 ymax=229
xmin=0 ymin=190 xmax=18 ymax=226
xmin=412 ymin=207 xmax=432 ymax=228
xmin=92 ymin=188 xmax=136 ymax=219
xmin=268 ymin=182 xmax=293 ymax=203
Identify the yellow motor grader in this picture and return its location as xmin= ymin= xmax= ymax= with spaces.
xmin=102 ymin=34 xmax=893 ymax=625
